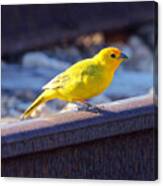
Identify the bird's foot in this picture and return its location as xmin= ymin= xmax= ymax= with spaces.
xmin=76 ymin=102 xmax=101 ymax=113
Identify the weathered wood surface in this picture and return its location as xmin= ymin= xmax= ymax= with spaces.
xmin=1 ymin=1 xmax=157 ymax=55
xmin=1 ymin=94 xmax=158 ymax=180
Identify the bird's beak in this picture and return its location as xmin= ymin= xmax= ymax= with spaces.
xmin=119 ymin=52 xmax=128 ymax=61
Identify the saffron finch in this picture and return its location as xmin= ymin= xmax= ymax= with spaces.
xmin=21 ymin=47 xmax=128 ymax=119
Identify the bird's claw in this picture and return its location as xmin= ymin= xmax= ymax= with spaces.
xmin=76 ymin=102 xmax=101 ymax=113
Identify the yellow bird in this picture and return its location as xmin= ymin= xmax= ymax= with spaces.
xmin=21 ymin=47 xmax=128 ymax=119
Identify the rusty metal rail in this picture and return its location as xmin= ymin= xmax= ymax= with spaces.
xmin=1 ymin=94 xmax=158 ymax=180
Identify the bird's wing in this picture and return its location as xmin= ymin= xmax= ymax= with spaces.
xmin=42 ymin=73 xmax=69 ymax=90
xmin=42 ymin=58 xmax=94 ymax=90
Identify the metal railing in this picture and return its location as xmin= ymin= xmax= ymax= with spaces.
xmin=1 ymin=94 xmax=157 ymax=180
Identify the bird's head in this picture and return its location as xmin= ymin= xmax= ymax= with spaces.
xmin=95 ymin=47 xmax=128 ymax=71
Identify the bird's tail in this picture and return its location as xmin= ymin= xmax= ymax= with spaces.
xmin=20 ymin=92 xmax=47 ymax=120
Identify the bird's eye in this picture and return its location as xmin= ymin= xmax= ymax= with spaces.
xmin=110 ymin=53 xmax=116 ymax=58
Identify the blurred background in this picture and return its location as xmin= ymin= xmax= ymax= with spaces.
xmin=1 ymin=2 xmax=157 ymax=121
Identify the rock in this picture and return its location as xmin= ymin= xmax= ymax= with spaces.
xmin=54 ymin=46 xmax=82 ymax=63
xmin=9 ymin=108 xmax=21 ymax=117
xmin=137 ymin=24 xmax=154 ymax=50
xmin=22 ymin=52 xmax=69 ymax=71
xmin=16 ymin=102 xmax=30 ymax=111
xmin=15 ymin=90 xmax=35 ymax=101
xmin=40 ymin=105 xmax=58 ymax=117
xmin=1 ymin=94 xmax=21 ymax=117
xmin=60 ymin=103 xmax=79 ymax=113
xmin=105 ymin=69 xmax=153 ymax=98
xmin=125 ymin=35 xmax=153 ymax=72
xmin=91 ymin=94 xmax=111 ymax=104
xmin=1 ymin=60 xmax=7 ymax=69
xmin=64 ymin=46 xmax=82 ymax=62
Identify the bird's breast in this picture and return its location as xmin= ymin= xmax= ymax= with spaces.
xmin=57 ymin=64 xmax=114 ymax=101
xmin=82 ymin=68 xmax=114 ymax=97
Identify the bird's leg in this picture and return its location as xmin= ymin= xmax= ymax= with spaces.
xmin=76 ymin=101 xmax=101 ymax=113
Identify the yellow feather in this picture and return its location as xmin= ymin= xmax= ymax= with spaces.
xmin=21 ymin=47 xmax=128 ymax=119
